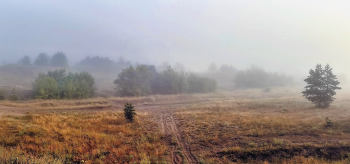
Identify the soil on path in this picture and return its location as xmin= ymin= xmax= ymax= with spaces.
xmin=110 ymin=100 xmax=199 ymax=164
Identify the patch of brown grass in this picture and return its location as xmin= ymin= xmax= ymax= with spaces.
xmin=175 ymin=89 xmax=350 ymax=163
xmin=0 ymin=112 xmax=167 ymax=163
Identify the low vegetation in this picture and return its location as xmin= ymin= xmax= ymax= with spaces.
xmin=0 ymin=97 xmax=112 ymax=111
xmin=174 ymin=90 xmax=350 ymax=163
xmin=0 ymin=112 xmax=167 ymax=163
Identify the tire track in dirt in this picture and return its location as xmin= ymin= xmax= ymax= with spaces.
xmin=110 ymin=100 xmax=198 ymax=163
xmin=161 ymin=113 xmax=198 ymax=164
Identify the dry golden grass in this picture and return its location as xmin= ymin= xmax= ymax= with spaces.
xmin=175 ymin=88 xmax=350 ymax=163
xmin=0 ymin=112 xmax=167 ymax=163
xmin=108 ymin=93 xmax=228 ymax=107
xmin=0 ymin=97 xmax=112 ymax=110
xmin=2 ymin=87 xmax=350 ymax=163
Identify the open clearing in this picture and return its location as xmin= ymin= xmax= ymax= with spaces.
xmin=1 ymin=88 xmax=350 ymax=163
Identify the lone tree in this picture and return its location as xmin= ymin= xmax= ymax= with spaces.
xmin=51 ymin=51 xmax=68 ymax=67
xmin=302 ymin=64 xmax=341 ymax=108
xmin=124 ymin=103 xmax=136 ymax=122
xmin=34 ymin=53 xmax=50 ymax=66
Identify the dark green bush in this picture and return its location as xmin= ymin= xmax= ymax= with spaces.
xmin=124 ymin=103 xmax=136 ymax=122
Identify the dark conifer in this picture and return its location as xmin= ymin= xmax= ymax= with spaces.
xmin=302 ymin=64 xmax=341 ymax=108
xmin=124 ymin=103 xmax=136 ymax=122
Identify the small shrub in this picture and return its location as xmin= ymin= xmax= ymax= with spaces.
xmin=124 ymin=103 xmax=136 ymax=122
xmin=0 ymin=88 xmax=5 ymax=100
xmin=9 ymin=88 xmax=19 ymax=101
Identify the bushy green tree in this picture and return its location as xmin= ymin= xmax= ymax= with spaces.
xmin=32 ymin=74 xmax=60 ymax=99
xmin=124 ymin=103 xmax=136 ymax=122
xmin=50 ymin=52 xmax=68 ymax=67
xmin=34 ymin=53 xmax=50 ymax=66
xmin=302 ymin=64 xmax=341 ymax=108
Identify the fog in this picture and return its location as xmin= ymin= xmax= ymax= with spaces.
xmin=1 ymin=0 xmax=350 ymax=78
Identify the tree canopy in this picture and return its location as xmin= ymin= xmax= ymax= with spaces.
xmin=50 ymin=52 xmax=68 ymax=67
xmin=34 ymin=53 xmax=50 ymax=66
xmin=302 ymin=64 xmax=341 ymax=108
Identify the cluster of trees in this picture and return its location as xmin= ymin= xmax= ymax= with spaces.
xmin=114 ymin=65 xmax=217 ymax=96
xmin=18 ymin=52 xmax=68 ymax=67
xmin=32 ymin=69 xmax=95 ymax=99
xmin=233 ymin=66 xmax=294 ymax=88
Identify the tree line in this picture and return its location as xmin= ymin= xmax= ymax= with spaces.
xmin=233 ymin=66 xmax=294 ymax=88
xmin=114 ymin=65 xmax=217 ymax=96
xmin=18 ymin=52 xmax=68 ymax=67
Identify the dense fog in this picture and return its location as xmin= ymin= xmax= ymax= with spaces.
xmin=0 ymin=0 xmax=349 ymax=91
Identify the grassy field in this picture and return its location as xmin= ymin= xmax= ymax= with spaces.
xmin=1 ymin=87 xmax=350 ymax=163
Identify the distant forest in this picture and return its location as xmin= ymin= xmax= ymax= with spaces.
xmin=1 ymin=52 xmax=295 ymax=98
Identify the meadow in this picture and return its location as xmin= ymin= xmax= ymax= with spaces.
xmin=1 ymin=87 xmax=350 ymax=163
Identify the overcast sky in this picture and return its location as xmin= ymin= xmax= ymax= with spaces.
xmin=1 ymin=0 xmax=350 ymax=76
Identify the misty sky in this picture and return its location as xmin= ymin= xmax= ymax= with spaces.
xmin=1 ymin=0 xmax=350 ymax=76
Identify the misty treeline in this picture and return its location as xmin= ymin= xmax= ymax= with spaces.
xmin=234 ymin=66 xmax=294 ymax=88
xmin=114 ymin=65 xmax=217 ymax=96
xmin=17 ymin=52 xmax=131 ymax=73
xmin=32 ymin=69 xmax=95 ymax=99
xmin=18 ymin=52 xmax=68 ymax=67
xmin=76 ymin=56 xmax=130 ymax=73
xmin=1 ymin=51 xmax=295 ymax=100
xmin=204 ymin=64 xmax=294 ymax=89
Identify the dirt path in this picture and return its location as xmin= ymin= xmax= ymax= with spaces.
xmin=161 ymin=113 xmax=197 ymax=164
xmin=0 ymin=105 xmax=31 ymax=116
xmin=110 ymin=100 xmax=199 ymax=164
